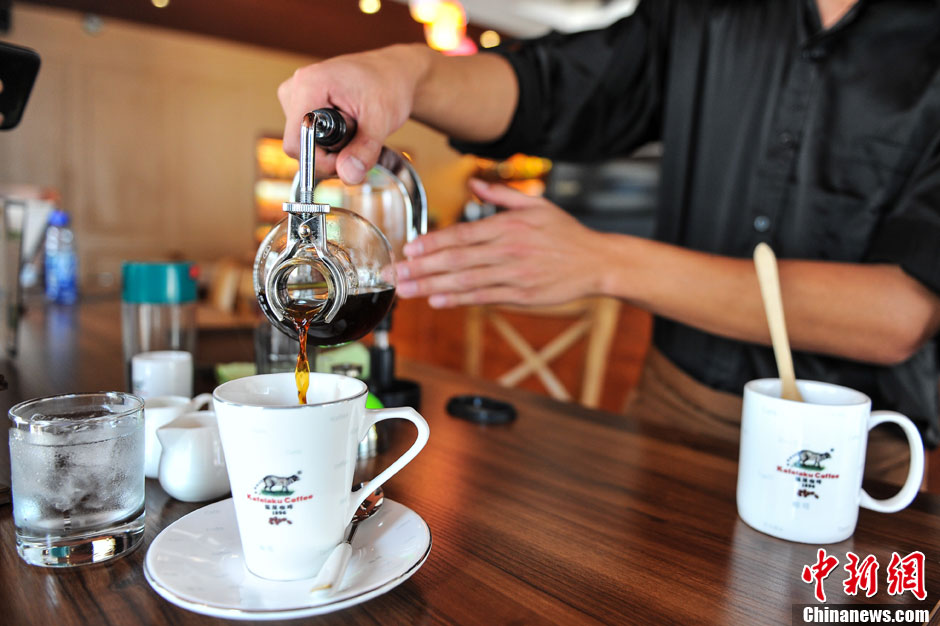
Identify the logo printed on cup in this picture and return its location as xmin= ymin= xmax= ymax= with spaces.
xmin=777 ymin=447 xmax=839 ymax=501
xmin=244 ymin=472 xmax=312 ymax=526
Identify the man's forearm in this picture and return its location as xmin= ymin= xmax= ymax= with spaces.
xmin=404 ymin=44 xmax=519 ymax=144
xmin=599 ymin=234 xmax=940 ymax=365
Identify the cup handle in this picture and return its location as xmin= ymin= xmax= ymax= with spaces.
xmin=189 ymin=393 xmax=213 ymax=412
xmin=347 ymin=407 xmax=430 ymax=521
xmin=859 ymin=410 xmax=924 ymax=513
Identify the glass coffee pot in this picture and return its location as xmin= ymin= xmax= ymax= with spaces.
xmin=254 ymin=109 xmax=425 ymax=347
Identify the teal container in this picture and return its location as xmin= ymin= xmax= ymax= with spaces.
xmin=122 ymin=261 xmax=198 ymax=305
xmin=121 ymin=262 xmax=198 ymax=391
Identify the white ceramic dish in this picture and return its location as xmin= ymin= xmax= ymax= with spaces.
xmin=144 ymin=497 xmax=431 ymax=620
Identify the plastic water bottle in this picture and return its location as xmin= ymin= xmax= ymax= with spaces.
xmin=44 ymin=209 xmax=78 ymax=304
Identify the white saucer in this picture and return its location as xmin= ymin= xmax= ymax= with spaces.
xmin=144 ymin=497 xmax=431 ymax=620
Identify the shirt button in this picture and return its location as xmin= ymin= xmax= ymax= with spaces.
xmin=779 ymin=132 xmax=796 ymax=148
xmin=802 ymin=47 xmax=826 ymax=61
xmin=754 ymin=215 xmax=772 ymax=232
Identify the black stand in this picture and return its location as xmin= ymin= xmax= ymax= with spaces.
xmin=368 ymin=304 xmax=421 ymax=411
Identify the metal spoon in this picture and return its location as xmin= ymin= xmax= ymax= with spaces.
xmin=310 ymin=484 xmax=384 ymax=593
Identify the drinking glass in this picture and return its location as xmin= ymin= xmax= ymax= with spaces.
xmin=8 ymin=392 xmax=146 ymax=567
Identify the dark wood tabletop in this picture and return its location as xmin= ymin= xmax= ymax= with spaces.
xmin=1 ymin=299 xmax=938 ymax=625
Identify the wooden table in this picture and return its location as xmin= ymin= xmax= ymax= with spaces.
xmin=1 ymin=299 xmax=938 ymax=625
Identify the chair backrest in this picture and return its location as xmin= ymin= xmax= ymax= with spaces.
xmin=465 ymin=297 xmax=622 ymax=408
xmin=207 ymin=258 xmax=248 ymax=314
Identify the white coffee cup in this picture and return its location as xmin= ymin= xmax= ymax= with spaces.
xmin=212 ymin=372 xmax=430 ymax=581
xmin=736 ymin=379 xmax=924 ymax=544
xmin=132 ymin=350 xmax=194 ymax=399
xmin=142 ymin=393 xmax=212 ymax=479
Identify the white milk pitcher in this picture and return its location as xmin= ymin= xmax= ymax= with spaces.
xmin=156 ymin=410 xmax=230 ymax=503
xmin=143 ymin=393 xmax=212 ymax=479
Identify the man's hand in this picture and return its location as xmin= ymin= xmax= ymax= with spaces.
xmin=277 ymin=45 xmax=428 ymax=185
xmin=278 ymin=45 xmax=518 ymax=185
xmin=396 ymin=178 xmax=940 ymax=365
xmin=395 ymin=179 xmax=614 ymax=308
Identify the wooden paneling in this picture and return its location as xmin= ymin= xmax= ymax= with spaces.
xmin=162 ymin=74 xmax=257 ymax=259
xmin=75 ymin=64 xmax=169 ymax=235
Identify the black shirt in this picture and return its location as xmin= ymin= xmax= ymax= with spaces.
xmin=452 ymin=0 xmax=940 ymax=440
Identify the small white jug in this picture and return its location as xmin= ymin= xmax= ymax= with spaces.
xmin=156 ymin=410 xmax=230 ymax=502
xmin=143 ymin=393 xmax=212 ymax=479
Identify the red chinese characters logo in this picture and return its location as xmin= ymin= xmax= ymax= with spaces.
xmin=843 ymin=552 xmax=879 ymax=597
xmin=886 ymin=551 xmax=927 ymax=601
xmin=802 ymin=548 xmax=840 ymax=602
xmin=801 ymin=550 xmax=926 ymax=603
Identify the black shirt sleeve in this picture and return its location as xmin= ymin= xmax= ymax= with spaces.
xmin=867 ymin=133 xmax=940 ymax=296
xmin=450 ymin=0 xmax=670 ymax=162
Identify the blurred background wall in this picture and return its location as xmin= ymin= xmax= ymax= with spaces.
xmin=0 ymin=4 xmax=473 ymax=291
xmin=0 ymin=1 xmax=652 ymax=412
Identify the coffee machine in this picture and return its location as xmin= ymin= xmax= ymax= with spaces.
xmin=254 ymin=108 xmax=426 ymax=410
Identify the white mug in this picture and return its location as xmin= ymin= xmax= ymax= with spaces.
xmin=143 ymin=393 xmax=212 ymax=478
xmin=212 ymin=372 xmax=430 ymax=581
xmin=736 ymin=379 xmax=924 ymax=544
xmin=132 ymin=350 xmax=194 ymax=399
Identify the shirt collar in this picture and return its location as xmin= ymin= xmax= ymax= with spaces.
xmin=799 ymin=0 xmax=869 ymax=45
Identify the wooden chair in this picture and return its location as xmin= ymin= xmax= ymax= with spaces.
xmin=198 ymin=258 xmax=259 ymax=329
xmin=465 ymin=297 xmax=622 ymax=408
xmin=206 ymin=258 xmax=251 ymax=314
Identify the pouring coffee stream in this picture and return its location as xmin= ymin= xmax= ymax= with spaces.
xmin=254 ymin=108 xmax=398 ymax=404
